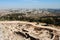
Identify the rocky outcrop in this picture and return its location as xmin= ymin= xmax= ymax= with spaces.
xmin=0 ymin=21 xmax=60 ymax=40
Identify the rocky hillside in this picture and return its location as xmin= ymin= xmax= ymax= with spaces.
xmin=0 ymin=21 xmax=60 ymax=40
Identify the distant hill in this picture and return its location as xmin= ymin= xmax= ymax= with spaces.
xmin=47 ymin=9 xmax=60 ymax=16
xmin=0 ymin=9 xmax=60 ymax=25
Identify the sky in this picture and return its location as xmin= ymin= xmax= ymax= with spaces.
xmin=0 ymin=0 xmax=60 ymax=9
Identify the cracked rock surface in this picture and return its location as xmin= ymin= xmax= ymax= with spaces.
xmin=0 ymin=21 xmax=60 ymax=40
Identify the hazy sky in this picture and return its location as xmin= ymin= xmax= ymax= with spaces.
xmin=0 ymin=0 xmax=60 ymax=9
